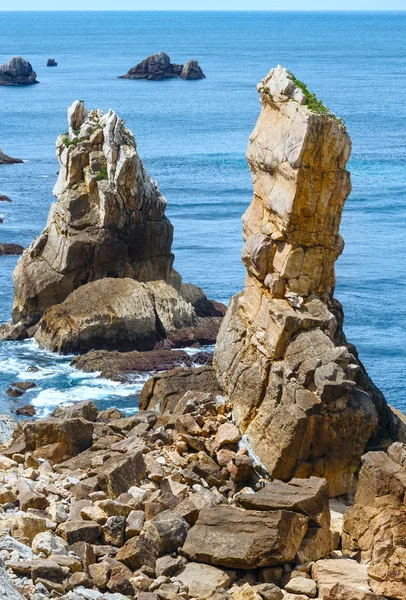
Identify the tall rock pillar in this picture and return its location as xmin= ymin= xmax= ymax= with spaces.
xmin=214 ymin=66 xmax=404 ymax=496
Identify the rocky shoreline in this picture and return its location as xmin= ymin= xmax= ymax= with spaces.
xmin=0 ymin=66 xmax=405 ymax=600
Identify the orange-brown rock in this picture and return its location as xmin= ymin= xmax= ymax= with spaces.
xmin=214 ymin=66 xmax=406 ymax=497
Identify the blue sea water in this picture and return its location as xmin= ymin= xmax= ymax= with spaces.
xmin=0 ymin=11 xmax=405 ymax=418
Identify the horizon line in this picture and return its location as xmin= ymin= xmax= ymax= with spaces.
xmin=1 ymin=8 xmax=406 ymax=11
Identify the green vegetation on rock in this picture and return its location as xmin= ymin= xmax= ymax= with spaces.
xmin=95 ymin=167 xmax=108 ymax=181
xmin=288 ymin=71 xmax=344 ymax=125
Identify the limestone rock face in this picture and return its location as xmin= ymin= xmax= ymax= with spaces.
xmin=0 ymin=57 xmax=38 ymax=86
xmin=34 ymin=277 xmax=195 ymax=354
xmin=342 ymin=444 xmax=406 ymax=600
xmin=214 ymin=66 xmax=404 ymax=497
xmin=119 ymin=52 xmax=205 ymax=81
xmin=11 ymin=101 xmax=178 ymax=329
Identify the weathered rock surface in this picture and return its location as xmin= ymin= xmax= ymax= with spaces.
xmin=139 ymin=365 xmax=221 ymax=413
xmin=0 ymin=149 xmax=23 ymax=164
xmin=119 ymin=52 xmax=205 ymax=80
xmin=34 ymin=278 xmax=195 ymax=354
xmin=0 ymin=561 xmax=26 ymax=599
xmin=11 ymin=101 xmax=176 ymax=329
xmin=5 ymin=100 xmax=219 ymax=355
xmin=182 ymin=505 xmax=308 ymax=568
xmin=0 ymin=57 xmax=38 ymax=86
xmin=214 ymin=65 xmax=405 ymax=497
xmin=342 ymin=443 xmax=406 ymax=599
xmin=0 ymin=243 xmax=24 ymax=256
xmin=312 ymin=558 xmax=383 ymax=599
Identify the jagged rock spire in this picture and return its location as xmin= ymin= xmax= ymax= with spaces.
xmin=11 ymin=101 xmax=176 ymax=329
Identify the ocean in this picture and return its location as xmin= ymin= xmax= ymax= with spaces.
xmin=0 ymin=11 xmax=405 ymax=418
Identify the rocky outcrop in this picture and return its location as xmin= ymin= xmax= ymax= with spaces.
xmin=342 ymin=443 xmax=406 ymax=599
xmin=180 ymin=59 xmax=206 ymax=80
xmin=0 ymin=243 xmax=24 ymax=256
xmin=4 ymin=101 xmax=218 ymax=353
xmin=47 ymin=59 xmax=57 ymax=67
xmin=0 ymin=195 xmax=12 ymax=201
xmin=10 ymin=101 xmax=176 ymax=329
xmin=34 ymin=278 xmax=195 ymax=354
xmin=214 ymin=66 xmax=405 ymax=497
xmin=119 ymin=52 xmax=205 ymax=80
xmin=0 ymin=57 xmax=38 ymax=86
xmin=71 ymin=348 xmax=212 ymax=381
xmin=0 ymin=149 xmax=23 ymax=164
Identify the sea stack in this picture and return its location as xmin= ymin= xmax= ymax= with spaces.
xmin=47 ymin=58 xmax=57 ymax=67
xmin=120 ymin=52 xmax=205 ymax=80
xmin=214 ymin=66 xmax=405 ymax=497
xmin=3 ymin=101 xmax=221 ymax=352
xmin=0 ymin=57 xmax=38 ymax=86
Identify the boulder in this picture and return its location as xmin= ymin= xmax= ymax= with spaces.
xmin=144 ymin=509 xmax=189 ymax=553
xmin=214 ymin=65 xmax=405 ymax=497
xmin=52 ymin=400 xmax=98 ymax=421
xmin=23 ymin=417 xmax=94 ymax=464
xmin=174 ymin=562 xmax=230 ymax=598
xmin=47 ymin=58 xmax=57 ymax=66
xmin=0 ymin=148 xmax=23 ymax=164
xmin=342 ymin=444 xmax=406 ymax=599
xmin=58 ymin=520 xmax=101 ymax=544
xmin=236 ymin=477 xmax=332 ymax=562
xmin=312 ymin=558 xmax=380 ymax=599
xmin=139 ymin=365 xmax=220 ymax=413
xmin=34 ymin=278 xmax=196 ymax=355
xmin=97 ymin=451 xmax=146 ymax=498
xmin=182 ymin=505 xmax=308 ymax=569
xmin=119 ymin=52 xmax=205 ymax=81
xmin=0 ymin=56 xmax=38 ymax=85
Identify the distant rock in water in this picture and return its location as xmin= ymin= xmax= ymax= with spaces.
xmin=180 ymin=59 xmax=206 ymax=80
xmin=0 ymin=149 xmax=23 ymax=165
xmin=0 ymin=56 xmax=38 ymax=86
xmin=0 ymin=243 xmax=24 ymax=256
xmin=2 ymin=100 xmax=221 ymax=352
xmin=47 ymin=58 xmax=57 ymax=67
xmin=0 ymin=195 xmax=12 ymax=202
xmin=119 ymin=52 xmax=205 ymax=81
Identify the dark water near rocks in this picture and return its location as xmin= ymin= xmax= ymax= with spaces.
xmin=0 ymin=11 xmax=405 ymax=417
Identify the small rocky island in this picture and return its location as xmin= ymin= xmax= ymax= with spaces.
xmin=0 ymin=149 xmax=23 ymax=165
xmin=0 ymin=57 xmax=39 ymax=86
xmin=119 ymin=52 xmax=205 ymax=81
xmin=0 ymin=67 xmax=405 ymax=600
xmin=47 ymin=59 xmax=57 ymax=67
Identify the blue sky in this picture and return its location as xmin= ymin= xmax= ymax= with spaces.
xmin=3 ymin=1 xmax=406 ymax=9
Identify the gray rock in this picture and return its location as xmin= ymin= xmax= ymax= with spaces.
xmin=0 ymin=56 xmax=38 ymax=85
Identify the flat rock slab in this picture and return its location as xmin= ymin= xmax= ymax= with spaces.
xmin=182 ymin=505 xmax=308 ymax=569
xmin=312 ymin=558 xmax=375 ymax=599
xmin=236 ymin=477 xmax=330 ymax=526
